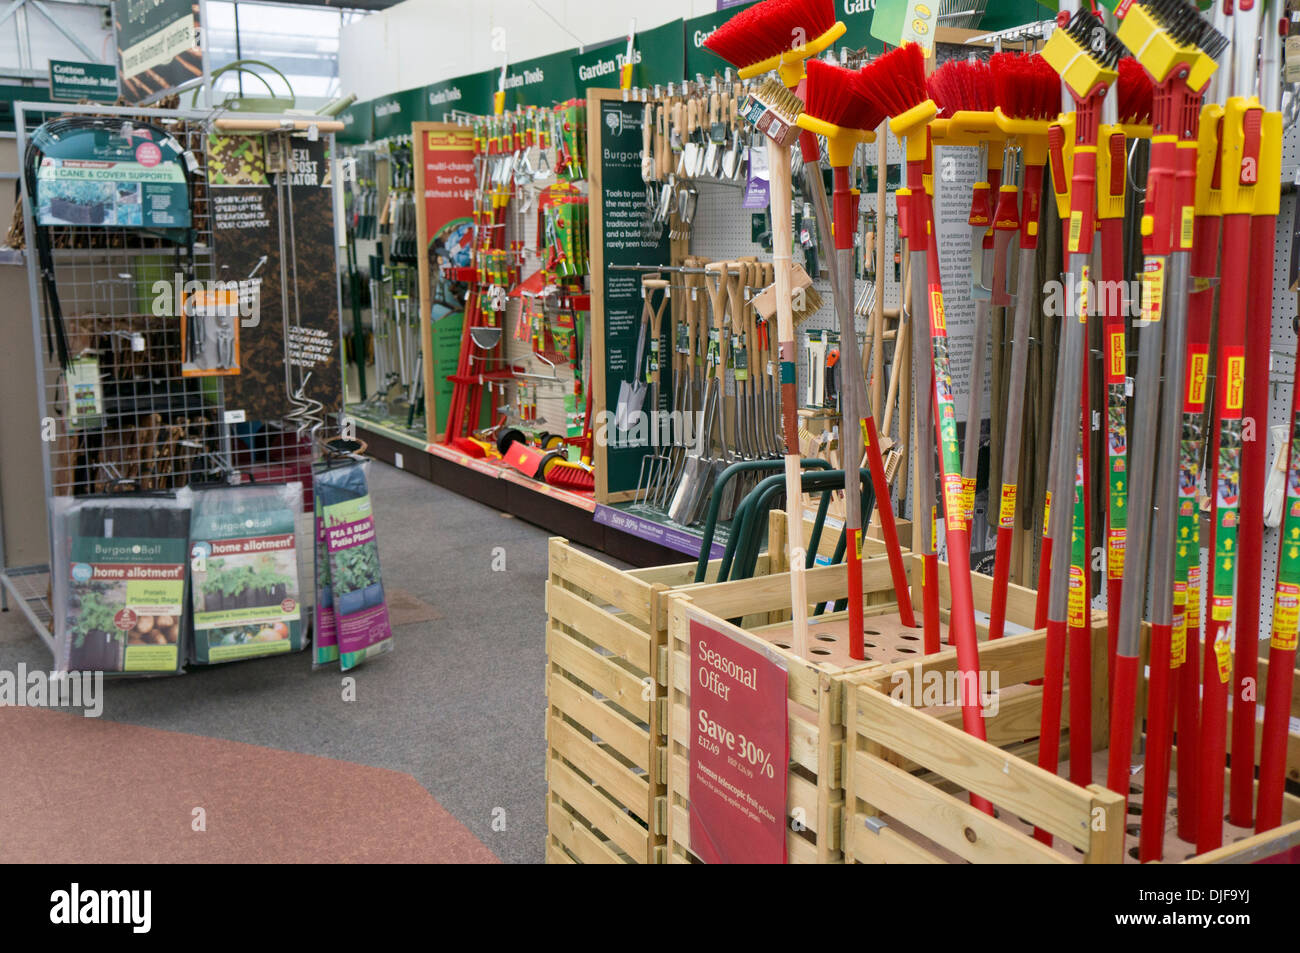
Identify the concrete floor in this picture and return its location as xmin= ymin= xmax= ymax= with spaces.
xmin=0 ymin=462 xmax=610 ymax=864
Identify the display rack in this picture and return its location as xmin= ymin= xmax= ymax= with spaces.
xmin=1 ymin=101 xmax=346 ymax=653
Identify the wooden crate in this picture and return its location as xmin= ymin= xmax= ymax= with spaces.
xmin=545 ymin=538 xmax=672 ymax=863
xmin=544 ymin=526 xmax=827 ymax=864
xmin=663 ymin=543 xmax=1051 ymax=864
xmin=666 ymin=545 xmax=990 ymax=863
xmin=842 ymin=628 xmax=1300 ymax=864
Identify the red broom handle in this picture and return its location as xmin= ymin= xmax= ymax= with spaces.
xmin=1198 ymin=211 xmax=1253 ymax=853
xmin=989 ymin=163 xmax=1046 ymax=642
xmin=1034 ymin=617 xmax=1069 ymax=844
xmin=865 ymin=413 xmax=917 ymax=627
xmin=1099 ymin=216 xmax=1126 ymax=693
xmin=1258 ymin=347 xmax=1298 ymax=830
xmin=1258 ymin=357 xmax=1298 ymax=829
xmin=1230 ymin=209 xmax=1275 ymax=825
xmin=1070 ymin=286 xmax=1093 ymax=786
xmin=915 ymin=169 xmax=992 ymax=806
xmin=1176 ymin=211 xmax=1220 ymax=841
xmin=1139 ymin=621 xmax=1177 ymax=861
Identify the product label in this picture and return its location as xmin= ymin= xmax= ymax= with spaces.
xmin=1107 ymin=377 xmax=1128 ymax=580
xmin=1140 ymin=257 xmax=1165 ymax=324
xmin=1272 ymin=582 xmax=1299 ymax=651
xmin=67 ymin=534 xmax=185 ymax=673
xmin=1272 ymin=420 xmax=1300 ymax=650
xmin=928 ymin=286 xmax=966 ymax=534
xmin=999 ymin=483 xmax=1017 ymax=530
xmin=1214 ymin=638 xmax=1233 ymax=684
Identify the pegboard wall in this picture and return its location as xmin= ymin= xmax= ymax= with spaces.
xmin=683 ymin=131 xmax=909 ymax=442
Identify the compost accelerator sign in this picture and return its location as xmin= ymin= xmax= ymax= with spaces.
xmin=688 ymin=612 xmax=788 ymax=864
xmin=112 ymin=0 xmax=203 ymax=104
xmin=49 ymin=60 xmax=119 ymax=103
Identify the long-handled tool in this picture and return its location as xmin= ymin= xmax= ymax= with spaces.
xmin=928 ymin=57 xmax=1003 ymax=538
xmin=797 ymin=58 xmax=912 ymax=659
xmin=858 ymin=44 xmax=991 ymax=794
xmin=1102 ymin=59 xmax=1152 ymax=690
xmin=1175 ymin=38 xmax=1222 ymax=843
xmin=1035 ymin=9 xmax=1125 ymax=844
xmin=1254 ymin=13 xmax=1290 ymax=836
xmin=705 ymin=0 xmax=845 ymax=658
xmin=1190 ymin=0 xmax=1257 ymax=852
xmin=1232 ymin=5 xmax=1284 ymax=829
xmin=988 ymin=52 xmax=1060 ymax=641
xmin=1110 ymin=0 xmax=1227 ymax=860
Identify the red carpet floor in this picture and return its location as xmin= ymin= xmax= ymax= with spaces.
xmin=0 ymin=707 xmax=499 ymax=863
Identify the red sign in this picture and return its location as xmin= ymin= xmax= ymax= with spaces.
xmin=688 ymin=616 xmax=789 ymax=864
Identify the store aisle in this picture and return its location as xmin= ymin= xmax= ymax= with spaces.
xmin=0 ymin=463 xmax=581 ymax=864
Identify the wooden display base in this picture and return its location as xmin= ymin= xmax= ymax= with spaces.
xmin=843 ymin=630 xmax=1300 ymax=864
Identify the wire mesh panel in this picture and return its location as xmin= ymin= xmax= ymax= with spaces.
xmin=3 ymin=102 xmax=345 ymax=642
xmin=22 ymin=106 xmax=226 ymax=498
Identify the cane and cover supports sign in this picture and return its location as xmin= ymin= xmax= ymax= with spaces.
xmin=687 ymin=610 xmax=789 ymax=864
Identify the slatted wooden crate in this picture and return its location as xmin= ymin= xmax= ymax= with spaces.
xmin=841 ymin=628 xmax=1300 ymax=864
xmin=545 ymin=529 xmax=810 ymax=864
xmin=545 ymin=538 xmax=671 ymax=863
xmin=662 ymin=544 xmax=1052 ymax=864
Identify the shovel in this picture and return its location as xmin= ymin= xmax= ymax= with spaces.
xmin=615 ymin=279 xmax=656 ymax=432
xmin=668 ymin=375 xmax=718 ymax=525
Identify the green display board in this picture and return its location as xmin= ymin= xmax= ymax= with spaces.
xmin=373 ymin=86 xmax=428 ymax=140
xmin=571 ymin=19 xmax=686 ymax=93
xmin=501 ymin=50 xmax=577 ymax=109
xmin=589 ymin=91 xmax=671 ymax=499
xmin=337 ymin=99 xmax=374 ymax=145
xmin=424 ymin=69 xmax=495 ymax=121
xmin=48 ymin=60 xmax=119 ymax=103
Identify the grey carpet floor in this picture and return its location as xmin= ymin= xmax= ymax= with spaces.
xmin=0 ymin=462 xmax=629 ymax=864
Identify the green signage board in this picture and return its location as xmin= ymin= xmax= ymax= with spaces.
xmin=112 ymin=0 xmax=202 ymax=104
xmin=337 ymin=99 xmax=373 ymax=144
xmin=0 ymin=85 xmax=55 ymax=133
xmin=501 ymin=50 xmax=577 ymax=109
xmin=372 ymin=86 xmax=427 ymax=140
xmin=592 ymin=94 xmax=671 ymax=494
xmin=571 ymin=19 xmax=685 ymax=93
xmin=424 ymin=69 xmax=495 ymax=120
xmin=683 ymin=4 xmax=757 ymax=79
xmin=49 ymin=60 xmax=119 ymax=103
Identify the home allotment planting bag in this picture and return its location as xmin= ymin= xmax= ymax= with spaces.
xmin=314 ymin=459 xmax=392 ymax=670
xmin=188 ymin=482 xmax=306 ymax=664
xmin=52 ymin=491 xmax=192 ymax=675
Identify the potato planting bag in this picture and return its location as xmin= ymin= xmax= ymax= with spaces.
xmin=188 ymin=482 xmax=305 ymax=664
xmin=52 ymin=491 xmax=192 ymax=675
xmin=315 ymin=459 xmax=392 ymax=671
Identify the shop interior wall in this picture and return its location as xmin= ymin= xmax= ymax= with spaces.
xmin=0 ymin=134 xmax=47 ymax=568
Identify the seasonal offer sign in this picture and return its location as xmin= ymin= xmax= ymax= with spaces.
xmin=688 ymin=612 xmax=788 ymax=864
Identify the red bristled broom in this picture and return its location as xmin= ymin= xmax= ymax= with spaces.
xmin=858 ymin=44 xmax=993 ymax=817
xmin=704 ymin=0 xmax=844 ymax=660
xmin=987 ymin=52 xmax=1060 ymax=648
xmin=798 ymin=59 xmax=912 ymax=660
